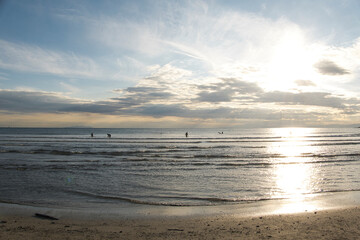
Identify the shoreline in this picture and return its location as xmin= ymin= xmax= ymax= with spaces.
xmin=1 ymin=205 xmax=359 ymax=239
xmin=1 ymin=191 xmax=360 ymax=239
xmin=1 ymin=190 xmax=360 ymax=220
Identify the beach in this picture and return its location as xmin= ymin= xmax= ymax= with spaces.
xmin=1 ymin=127 xmax=360 ymax=239
xmin=1 ymin=206 xmax=360 ymax=239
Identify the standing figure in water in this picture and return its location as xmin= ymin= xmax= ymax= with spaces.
xmin=91 ymin=133 xmax=94 ymax=137
xmin=185 ymin=132 xmax=188 ymax=138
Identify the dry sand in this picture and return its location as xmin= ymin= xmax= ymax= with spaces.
xmin=1 ymin=206 xmax=359 ymax=239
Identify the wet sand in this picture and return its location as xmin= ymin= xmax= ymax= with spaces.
xmin=1 ymin=206 xmax=359 ymax=239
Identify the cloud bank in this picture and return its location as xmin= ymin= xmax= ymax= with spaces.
xmin=1 ymin=63 xmax=359 ymax=127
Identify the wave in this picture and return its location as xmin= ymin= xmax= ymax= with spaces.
xmin=0 ymin=135 xmax=283 ymax=140
xmin=2 ymin=188 xmax=359 ymax=209
xmin=311 ymin=142 xmax=360 ymax=146
xmin=64 ymin=188 xmax=360 ymax=207
xmin=0 ymin=148 xmax=186 ymax=156
xmin=1 ymin=138 xmax=360 ymax=148
xmin=2 ymin=146 xmax=360 ymax=159
xmin=65 ymin=189 xmax=284 ymax=206
xmin=211 ymin=159 xmax=360 ymax=167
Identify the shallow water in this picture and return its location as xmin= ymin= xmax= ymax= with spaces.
xmin=0 ymin=127 xmax=359 ymax=208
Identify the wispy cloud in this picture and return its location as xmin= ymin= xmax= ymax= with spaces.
xmin=81 ymin=1 xmax=360 ymax=92
xmin=49 ymin=0 xmax=360 ymax=91
xmin=84 ymin=2 xmax=307 ymax=73
xmin=0 ymin=39 xmax=102 ymax=78
xmin=0 ymin=71 xmax=9 ymax=81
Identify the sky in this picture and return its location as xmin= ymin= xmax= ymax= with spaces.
xmin=0 ymin=0 xmax=360 ymax=128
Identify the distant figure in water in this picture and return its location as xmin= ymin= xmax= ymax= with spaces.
xmin=185 ymin=132 xmax=188 ymax=138
xmin=91 ymin=133 xmax=94 ymax=137
xmin=107 ymin=133 xmax=111 ymax=138
xmin=218 ymin=131 xmax=224 ymax=134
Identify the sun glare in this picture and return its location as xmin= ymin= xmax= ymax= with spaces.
xmin=268 ymin=128 xmax=321 ymax=213
xmin=269 ymin=128 xmax=319 ymax=196
xmin=273 ymin=162 xmax=320 ymax=214
xmin=275 ymin=163 xmax=313 ymax=197
xmin=270 ymin=128 xmax=315 ymax=161
xmin=265 ymin=32 xmax=319 ymax=91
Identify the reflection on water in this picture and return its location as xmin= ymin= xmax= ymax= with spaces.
xmin=270 ymin=128 xmax=315 ymax=162
xmin=275 ymin=164 xmax=313 ymax=197
xmin=269 ymin=128 xmax=320 ymax=213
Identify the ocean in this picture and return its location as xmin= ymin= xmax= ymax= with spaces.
xmin=0 ymin=127 xmax=360 ymax=210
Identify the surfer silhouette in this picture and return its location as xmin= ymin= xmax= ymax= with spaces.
xmin=185 ymin=132 xmax=188 ymax=138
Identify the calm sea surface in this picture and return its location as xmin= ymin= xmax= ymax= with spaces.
xmin=0 ymin=128 xmax=359 ymax=208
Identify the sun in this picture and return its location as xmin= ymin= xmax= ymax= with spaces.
xmin=264 ymin=31 xmax=320 ymax=91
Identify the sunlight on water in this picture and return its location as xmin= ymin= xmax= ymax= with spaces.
xmin=275 ymin=164 xmax=312 ymax=197
xmin=269 ymin=128 xmax=320 ymax=213
xmin=271 ymin=128 xmax=314 ymax=162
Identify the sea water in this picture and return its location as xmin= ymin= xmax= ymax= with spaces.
xmin=0 ymin=128 xmax=359 ymax=209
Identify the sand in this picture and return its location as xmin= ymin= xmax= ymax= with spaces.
xmin=1 ymin=206 xmax=360 ymax=239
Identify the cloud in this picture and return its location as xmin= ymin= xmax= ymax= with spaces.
xmin=0 ymin=90 xmax=78 ymax=113
xmin=129 ymin=104 xmax=188 ymax=117
xmin=112 ymin=86 xmax=175 ymax=107
xmin=196 ymin=78 xmax=263 ymax=103
xmin=219 ymin=78 xmax=263 ymax=94
xmin=314 ymin=60 xmax=350 ymax=75
xmin=295 ymin=80 xmax=316 ymax=87
xmin=2 ymin=0 xmax=360 ymax=127
xmin=60 ymin=102 xmax=120 ymax=114
xmin=83 ymin=1 xmax=309 ymax=76
xmin=197 ymin=89 xmax=233 ymax=103
xmin=1 ymin=85 xmax=359 ymax=128
xmin=52 ymin=1 xmax=360 ymax=95
xmin=146 ymin=64 xmax=192 ymax=82
xmin=0 ymin=39 xmax=101 ymax=78
xmin=259 ymin=91 xmax=347 ymax=109
xmin=0 ymin=89 xmax=119 ymax=114
xmin=109 ymin=64 xmax=194 ymax=110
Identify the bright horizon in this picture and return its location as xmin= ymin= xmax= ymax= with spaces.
xmin=1 ymin=0 xmax=360 ymax=128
